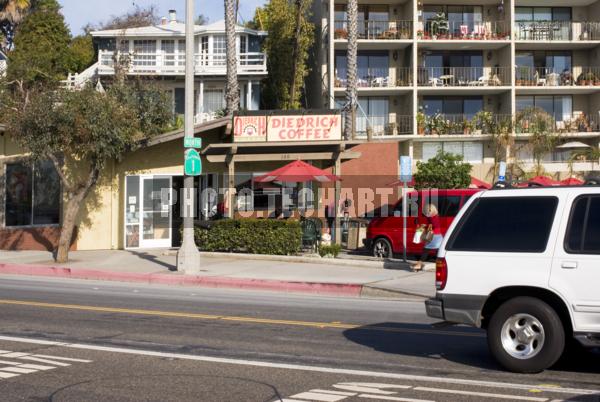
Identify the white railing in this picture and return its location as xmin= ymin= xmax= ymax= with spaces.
xmin=62 ymin=62 xmax=99 ymax=90
xmin=98 ymin=51 xmax=267 ymax=75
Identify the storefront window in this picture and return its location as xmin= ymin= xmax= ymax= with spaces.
xmin=5 ymin=161 xmax=60 ymax=227
xmin=423 ymin=141 xmax=483 ymax=163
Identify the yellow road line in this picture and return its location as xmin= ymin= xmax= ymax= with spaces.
xmin=0 ymin=299 xmax=484 ymax=338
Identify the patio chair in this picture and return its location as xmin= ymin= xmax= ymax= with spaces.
xmin=428 ymin=77 xmax=443 ymax=87
xmin=301 ymin=218 xmax=322 ymax=252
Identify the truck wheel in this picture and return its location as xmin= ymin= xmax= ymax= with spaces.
xmin=373 ymin=238 xmax=392 ymax=259
xmin=487 ymin=297 xmax=565 ymax=373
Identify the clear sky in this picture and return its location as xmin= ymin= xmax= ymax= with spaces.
xmin=58 ymin=0 xmax=266 ymax=35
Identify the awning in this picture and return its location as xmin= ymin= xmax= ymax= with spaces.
xmin=556 ymin=141 xmax=592 ymax=149
xmin=254 ymin=160 xmax=342 ymax=183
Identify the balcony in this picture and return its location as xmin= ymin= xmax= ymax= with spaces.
xmin=334 ymin=20 xmax=413 ymax=40
xmin=418 ymin=20 xmax=509 ymax=40
xmin=417 ymin=113 xmax=512 ymax=135
xmin=355 ymin=115 xmax=413 ymax=137
xmin=515 ymin=67 xmax=600 ymax=87
xmin=335 ymin=67 xmax=412 ymax=89
xmin=418 ymin=67 xmax=510 ymax=87
xmin=515 ymin=21 xmax=600 ymax=41
xmin=515 ymin=112 xmax=600 ymax=135
xmin=98 ymin=51 xmax=267 ymax=76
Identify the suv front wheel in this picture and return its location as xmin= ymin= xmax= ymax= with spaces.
xmin=487 ymin=297 xmax=565 ymax=373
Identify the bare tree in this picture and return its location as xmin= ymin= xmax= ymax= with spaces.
xmin=224 ymin=0 xmax=239 ymax=114
xmin=344 ymin=0 xmax=358 ymax=140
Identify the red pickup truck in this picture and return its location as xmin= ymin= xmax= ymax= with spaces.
xmin=365 ymin=189 xmax=482 ymax=258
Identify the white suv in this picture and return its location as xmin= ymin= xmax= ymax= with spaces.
xmin=425 ymin=186 xmax=600 ymax=373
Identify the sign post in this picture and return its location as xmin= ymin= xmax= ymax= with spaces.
xmin=176 ymin=0 xmax=201 ymax=274
xmin=400 ymin=156 xmax=412 ymax=263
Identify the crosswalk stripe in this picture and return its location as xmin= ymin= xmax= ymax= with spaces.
xmin=413 ymin=387 xmax=548 ymax=401
xmin=0 ymin=367 xmax=38 ymax=374
xmin=19 ymin=364 xmax=55 ymax=370
xmin=0 ymin=371 xmax=20 ymax=379
xmin=17 ymin=356 xmax=70 ymax=366
xmin=32 ymin=354 xmax=92 ymax=363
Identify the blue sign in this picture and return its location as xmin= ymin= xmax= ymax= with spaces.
xmin=498 ymin=161 xmax=507 ymax=182
xmin=400 ymin=156 xmax=412 ymax=183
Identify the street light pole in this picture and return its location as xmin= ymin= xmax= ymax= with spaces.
xmin=176 ymin=0 xmax=201 ymax=274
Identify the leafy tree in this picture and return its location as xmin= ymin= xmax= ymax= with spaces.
xmin=195 ymin=14 xmax=209 ymax=25
xmin=4 ymin=81 xmax=173 ymax=263
xmin=259 ymin=0 xmax=314 ymax=109
xmin=414 ymin=150 xmax=472 ymax=190
xmin=69 ymin=34 xmax=95 ymax=72
xmin=0 ymin=0 xmax=32 ymax=51
xmin=85 ymin=5 xmax=159 ymax=32
xmin=6 ymin=0 xmax=71 ymax=88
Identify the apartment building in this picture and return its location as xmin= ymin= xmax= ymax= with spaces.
xmin=311 ymin=0 xmax=600 ymax=181
xmin=66 ymin=10 xmax=268 ymax=124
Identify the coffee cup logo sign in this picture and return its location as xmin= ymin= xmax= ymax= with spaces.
xmin=233 ymin=115 xmax=267 ymax=142
xmin=233 ymin=114 xmax=342 ymax=143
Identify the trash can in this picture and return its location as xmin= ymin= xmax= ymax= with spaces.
xmin=346 ymin=218 xmax=369 ymax=250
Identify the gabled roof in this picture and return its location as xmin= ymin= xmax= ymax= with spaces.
xmin=91 ymin=19 xmax=266 ymax=38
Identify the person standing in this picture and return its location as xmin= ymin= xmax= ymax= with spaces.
xmin=412 ymin=204 xmax=442 ymax=272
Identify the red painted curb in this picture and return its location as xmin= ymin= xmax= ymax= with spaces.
xmin=0 ymin=263 xmax=363 ymax=297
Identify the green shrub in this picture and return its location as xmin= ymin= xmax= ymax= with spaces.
xmin=318 ymin=243 xmax=342 ymax=258
xmin=194 ymin=219 xmax=302 ymax=255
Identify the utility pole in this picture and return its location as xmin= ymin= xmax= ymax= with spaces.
xmin=176 ymin=0 xmax=201 ymax=274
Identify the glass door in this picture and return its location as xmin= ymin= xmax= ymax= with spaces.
xmin=125 ymin=175 xmax=173 ymax=249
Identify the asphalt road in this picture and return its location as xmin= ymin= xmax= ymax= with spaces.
xmin=0 ymin=274 xmax=598 ymax=402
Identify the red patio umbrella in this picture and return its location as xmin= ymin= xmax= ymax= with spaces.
xmin=527 ymin=176 xmax=561 ymax=187
xmin=469 ymin=176 xmax=492 ymax=189
xmin=253 ymin=160 xmax=341 ymax=183
xmin=560 ymin=177 xmax=584 ymax=186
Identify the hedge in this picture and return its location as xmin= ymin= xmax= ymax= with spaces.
xmin=194 ymin=219 xmax=302 ymax=255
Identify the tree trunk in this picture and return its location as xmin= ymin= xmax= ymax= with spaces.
xmin=224 ymin=0 xmax=239 ymax=115
xmin=289 ymin=0 xmax=303 ymax=109
xmin=344 ymin=0 xmax=358 ymax=140
xmin=55 ymin=167 xmax=100 ymax=263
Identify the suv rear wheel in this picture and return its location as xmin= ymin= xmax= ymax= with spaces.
xmin=373 ymin=238 xmax=392 ymax=259
xmin=487 ymin=297 xmax=565 ymax=373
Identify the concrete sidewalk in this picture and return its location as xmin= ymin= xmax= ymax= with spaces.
xmin=0 ymin=250 xmax=435 ymax=298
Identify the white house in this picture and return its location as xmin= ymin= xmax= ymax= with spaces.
xmin=67 ymin=10 xmax=268 ymax=124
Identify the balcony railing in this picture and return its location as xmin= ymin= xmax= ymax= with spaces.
xmin=515 ymin=21 xmax=600 ymax=41
xmin=515 ymin=112 xmax=599 ymax=134
xmin=335 ymin=67 xmax=412 ymax=88
xmin=417 ymin=113 xmax=512 ymax=135
xmin=418 ymin=67 xmax=510 ymax=87
xmin=356 ymin=115 xmax=413 ymax=137
xmin=334 ymin=20 xmax=413 ymax=40
xmin=515 ymin=67 xmax=600 ymax=87
xmin=98 ymin=51 xmax=267 ymax=75
xmin=419 ymin=20 xmax=509 ymax=40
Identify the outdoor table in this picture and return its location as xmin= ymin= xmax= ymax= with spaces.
xmin=440 ymin=75 xmax=455 ymax=86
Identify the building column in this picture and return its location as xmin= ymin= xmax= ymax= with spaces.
xmin=198 ymin=80 xmax=204 ymax=122
xmin=247 ymin=80 xmax=252 ymax=110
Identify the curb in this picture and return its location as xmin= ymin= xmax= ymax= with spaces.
xmin=0 ymin=263 xmax=363 ymax=297
xmin=163 ymin=250 xmax=412 ymax=270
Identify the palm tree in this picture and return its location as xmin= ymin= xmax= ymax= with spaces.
xmin=224 ymin=0 xmax=239 ymax=114
xmin=568 ymin=146 xmax=600 ymax=176
xmin=0 ymin=0 xmax=31 ymax=50
xmin=344 ymin=0 xmax=358 ymax=140
xmin=289 ymin=0 xmax=303 ymax=109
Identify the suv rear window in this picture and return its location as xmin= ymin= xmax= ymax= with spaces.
xmin=565 ymin=196 xmax=600 ymax=254
xmin=448 ymin=196 xmax=558 ymax=253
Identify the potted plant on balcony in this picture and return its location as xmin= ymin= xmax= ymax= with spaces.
xmin=334 ymin=28 xmax=348 ymax=39
xmin=400 ymin=28 xmax=411 ymax=39
xmin=417 ymin=112 xmax=426 ymax=135
xmin=385 ymin=122 xmax=397 ymax=136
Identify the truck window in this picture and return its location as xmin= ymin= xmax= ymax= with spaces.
xmin=447 ymin=197 xmax=558 ymax=253
xmin=438 ymin=195 xmax=462 ymax=217
xmin=565 ymin=196 xmax=600 ymax=255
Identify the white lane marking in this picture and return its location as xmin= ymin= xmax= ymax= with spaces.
xmin=280 ymin=399 xmax=310 ymax=402
xmin=290 ymin=392 xmax=348 ymax=402
xmin=413 ymin=387 xmax=548 ymax=401
xmin=0 ymin=372 xmax=19 ymax=379
xmin=0 ymin=335 xmax=596 ymax=396
xmin=32 ymin=354 xmax=92 ymax=363
xmin=0 ymin=352 xmax=30 ymax=358
xmin=18 ymin=364 xmax=55 ymax=370
xmin=358 ymin=394 xmax=435 ymax=402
